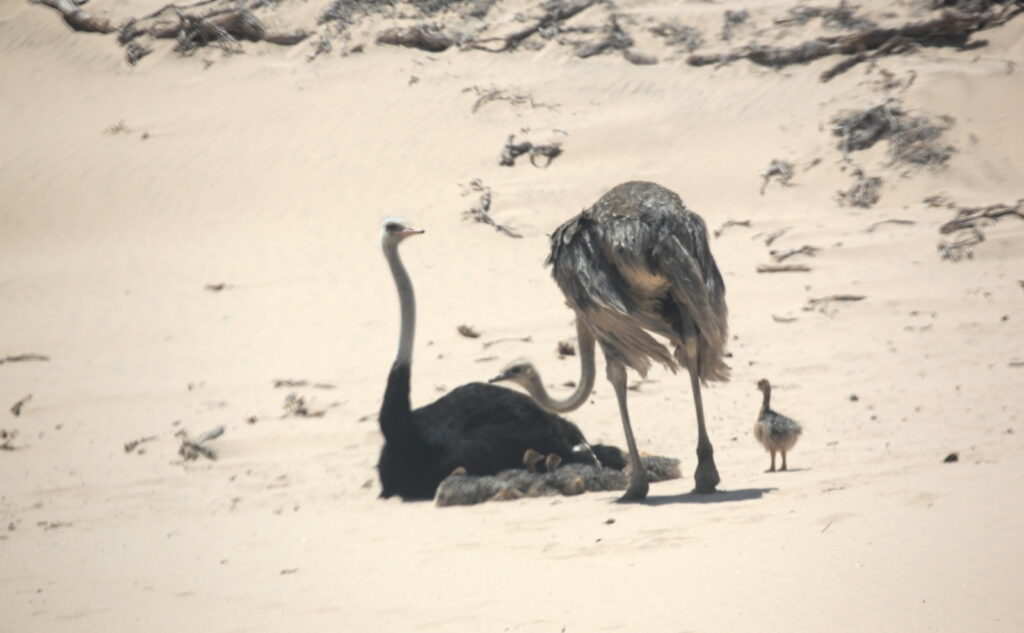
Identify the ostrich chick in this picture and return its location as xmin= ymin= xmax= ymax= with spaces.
xmin=754 ymin=379 xmax=802 ymax=472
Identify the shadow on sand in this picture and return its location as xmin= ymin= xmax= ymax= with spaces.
xmin=637 ymin=487 xmax=776 ymax=506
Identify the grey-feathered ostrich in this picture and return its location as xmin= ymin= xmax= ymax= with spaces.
xmin=754 ymin=379 xmax=802 ymax=472
xmin=377 ymin=218 xmax=625 ymax=501
xmin=490 ymin=182 xmax=729 ymax=501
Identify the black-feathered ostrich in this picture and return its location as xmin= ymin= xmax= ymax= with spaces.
xmin=490 ymin=181 xmax=729 ymax=501
xmin=377 ymin=218 xmax=624 ymax=501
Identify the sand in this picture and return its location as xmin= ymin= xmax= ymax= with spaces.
xmin=2 ymin=0 xmax=1023 ymax=630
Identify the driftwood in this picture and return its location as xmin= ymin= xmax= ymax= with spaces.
xmin=688 ymin=9 xmax=1023 ymax=81
xmin=34 ymin=0 xmax=113 ymax=34
xmin=937 ymin=199 xmax=1023 ymax=261
xmin=468 ymin=0 xmax=597 ymax=52
xmin=499 ymin=135 xmax=563 ymax=168
xmin=758 ymin=263 xmax=811 ymax=273
xmin=10 ymin=395 xmax=32 ymax=417
xmin=867 ymin=218 xmax=916 ymax=232
xmin=0 ymin=353 xmax=49 ymax=365
xmin=176 ymin=425 xmax=224 ymax=461
xmin=714 ymin=219 xmax=751 ymax=238
xmin=759 ymin=227 xmax=791 ymax=246
xmin=376 ymin=25 xmax=453 ymax=52
xmin=576 ymin=15 xmax=633 ymax=58
xmin=771 ymin=245 xmax=820 ymax=262
xmin=760 ymin=159 xmax=794 ymax=195
xmin=805 ymin=294 xmax=866 ymax=313
xmin=462 ymin=179 xmax=522 ymax=238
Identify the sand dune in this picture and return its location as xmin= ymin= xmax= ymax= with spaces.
xmin=2 ymin=0 xmax=1023 ymax=631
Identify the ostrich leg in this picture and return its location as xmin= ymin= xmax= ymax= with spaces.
xmin=682 ymin=313 xmax=720 ymax=494
xmin=606 ymin=359 xmax=649 ymax=501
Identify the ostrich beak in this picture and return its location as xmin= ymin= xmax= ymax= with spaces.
xmin=488 ymin=370 xmax=510 ymax=384
xmin=396 ymin=228 xmax=425 ymax=237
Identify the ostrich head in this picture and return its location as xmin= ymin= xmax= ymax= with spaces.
xmin=381 ymin=217 xmax=424 ymax=245
xmin=488 ymin=358 xmax=540 ymax=389
xmin=756 ymin=378 xmax=770 ymax=393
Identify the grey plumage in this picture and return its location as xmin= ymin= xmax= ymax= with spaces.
xmin=549 ymin=181 xmax=729 ymax=382
xmin=755 ymin=378 xmax=802 ymax=472
xmin=523 ymin=181 xmax=730 ymax=500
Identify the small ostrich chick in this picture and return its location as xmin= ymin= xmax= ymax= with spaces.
xmin=754 ymin=379 xmax=802 ymax=472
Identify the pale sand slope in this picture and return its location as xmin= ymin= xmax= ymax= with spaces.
xmin=1 ymin=0 xmax=1023 ymax=630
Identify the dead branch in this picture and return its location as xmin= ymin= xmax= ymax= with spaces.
xmin=124 ymin=435 xmax=157 ymax=453
xmin=760 ymin=159 xmax=794 ymax=195
xmin=939 ymin=200 xmax=1024 ymax=234
xmin=1 ymin=354 xmax=49 ymax=365
xmin=807 ymin=294 xmax=866 ymax=305
xmin=33 ymin=0 xmax=113 ymax=33
xmin=938 ymin=227 xmax=984 ymax=261
xmin=282 ymin=393 xmax=327 ymax=418
xmin=714 ymin=219 xmax=751 ymax=238
xmin=10 ymin=395 xmax=32 ymax=417
xmin=499 ymin=135 xmax=562 ymax=168
xmin=760 ymin=227 xmax=791 ymax=246
xmin=757 ymin=264 xmax=811 ymax=273
xmin=467 ymin=0 xmax=598 ymax=52
xmin=376 ymin=24 xmax=453 ymax=52
xmin=482 ymin=335 xmax=533 ymax=349
xmin=461 ymin=179 xmax=521 ymax=238
xmin=771 ymin=245 xmax=820 ymax=262
xmin=464 ymin=86 xmax=559 ymax=113
xmin=176 ymin=425 xmax=224 ymax=461
xmin=576 ymin=15 xmax=633 ymax=58
xmin=867 ymin=218 xmax=916 ymax=232
xmin=687 ymin=10 xmax=1022 ymax=81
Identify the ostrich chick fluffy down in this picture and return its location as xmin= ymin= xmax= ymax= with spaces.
xmin=754 ymin=379 xmax=802 ymax=472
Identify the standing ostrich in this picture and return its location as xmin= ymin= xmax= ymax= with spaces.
xmin=490 ymin=181 xmax=729 ymax=501
xmin=754 ymin=379 xmax=802 ymax=472
xmin=377 ymin=218 xmax=624 ymax=501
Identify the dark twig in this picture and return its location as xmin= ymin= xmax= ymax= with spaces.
xmin=482 ymin=335 xmax=532 ymax=349
xmin=499 ymin=135 xmax=562 ymax=168
xmin=867 ymin=218 xmax=916 ymax=232
xmin=1 ymin=354 xmax=49 ymax=365
xmin=176 ymin=425 xmax=224 ymax=460
xmin=757 ymin=264 xmax=811 ymax=273
xmin=457 ymin=325 xmax=481 ymax=338
xmin=462 ymin=179 xmax=522 ymax=238
xmin=714 ymin=219 xmax=751 ymax=238
xmin=10 ymin=395 xmax=32 ymax=417
xmin=760 ymin=159 xmax=794 ymax=195
xmin=770 ymin=245 xmax=820 ymax=262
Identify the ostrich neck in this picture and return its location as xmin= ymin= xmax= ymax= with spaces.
xmin=527 ymin=320 xmax=596 ymax=413
xmin=761 ymin=386 xmax=771 ymax=413
xmin=383 ymin=240 xmax=415 ymax=366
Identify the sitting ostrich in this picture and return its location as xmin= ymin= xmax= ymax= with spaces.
xmin=377 ymin=218 xmax=623 ymax=501
xmin=491 ymin=181 xmax=730 ymax=501
xmin=754 ymin=379 xmax=802 ymax=472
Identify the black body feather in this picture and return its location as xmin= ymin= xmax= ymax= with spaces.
xmin=378 ymin=363 xmax=624 ymax=501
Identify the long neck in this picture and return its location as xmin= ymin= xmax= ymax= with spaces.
xmin=379 ymin=240 xmax=415 ymax=443
xmin=525 ymin=320 xmax=597 ymax=413
xmin=760 ymin=385 xmax=771 ymax=413
xmin=384 ymin=240 xmax=416 ymax=366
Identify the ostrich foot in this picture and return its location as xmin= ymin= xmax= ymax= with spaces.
xmin=618 ymin=475 xmax=649 ymax=502
xmin=693 ymin=456 xmax=720 ymax=494
xmin=545 ymin=453 xmax=562 ymax=472
xmin=523 ymin=449 xmax=544 ymax=473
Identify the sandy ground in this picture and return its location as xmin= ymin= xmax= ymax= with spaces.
xmin=2 ymin=0 xmax=1023 ymax=631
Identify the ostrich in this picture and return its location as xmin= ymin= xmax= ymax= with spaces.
xmin=754 ymin=379 xmax=802 ymax=472
xmin=490 ymin=181 xmax=729 ymax=501
xmin=377 ymin=218 xmax=624 ymax=501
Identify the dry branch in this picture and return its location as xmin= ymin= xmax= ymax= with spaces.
xmin=939 ymin=200 xmax=1024 ymax=234
xmin=807 ymin=294 xmax=866 ymax=305
xmin=714 ymin=219 xmax=751 ymax=238
xmin=376 ymin=25 xmax=453 ymax=52
xmin=482 ymin=335 xmax=532 ymax=349
xmin=1 ymin=353 xmax=49 ymax=365
xmin=771 ymin=245 xmax=820 ymax=262
xmin=10 ymin=395 xmax=32 ymax=417
xmin=176 ymin=425 xmax=224 ymax=460
xmin=758 ymin=264 xmax=811 ymax=273
xmin=867 ymin=218 xmax=916 ymax=232
xmin=461 ymin=179 xmax=521 ymax=238
xmin=34 ymin=0 xmax=113 ymax=33
xmin=760 ymin=159 xmax=794 ymax=195
xmin=687 ymin=9 xmax=1022 ymax=81
xmin=467 ymin=0 xmax=597 ymax=52
xmin=499 ymin=135 xmax=562 ymax=168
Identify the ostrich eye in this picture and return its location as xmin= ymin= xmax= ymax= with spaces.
xmin=385 ymin=222 xmax=401 ymax=232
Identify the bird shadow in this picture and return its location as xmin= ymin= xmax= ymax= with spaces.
xmin=636 ymin=487 xmax=776 ymax=506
